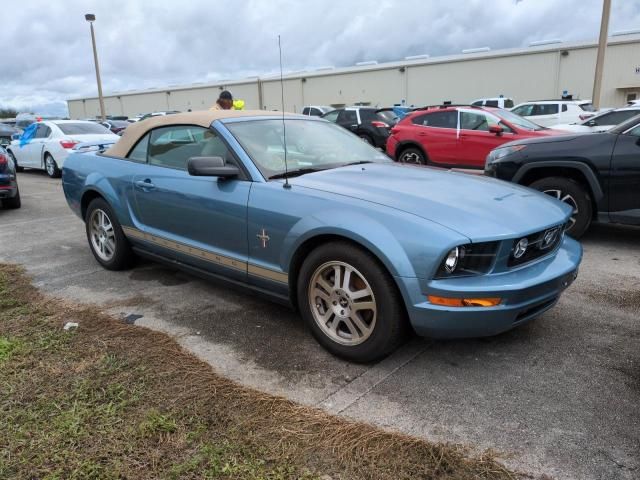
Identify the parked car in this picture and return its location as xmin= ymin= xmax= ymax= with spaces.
xmin=6 ymin=120 xmax=118 ymax=178
xmin=321 ymin=107 xmax=397 ymax=148
xmin=471 ymin=97 xmax=514 ymax=109
xmin=62 ymin=110 xmax=582 ymax=362
xmin=138 ymin=111 xmax=180 ymax=122
xmin=0 ymin=145 xmax=20 ymax=209
xmin=101 ymin=119 xmax=130 ymax=135
xmin=510 ymin=100 xmax=597 ymax=127
xmin=387 ymin=105 xmax=566 ymax=168
xmin=302 ymin=106 xmax=334 ymax=117
xmin=485 ymin=114 xmax=640 ymax=238
xmin=0 ymin=123 xmax=20 ymax=146
xmin=550 ymin=106 xmax=640 ymax=133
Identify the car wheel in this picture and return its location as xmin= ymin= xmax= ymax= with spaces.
xmin=297 ymin=241 xmax=408 ymax=362
xmin=529 ymin=177 xmax=592 ymax=238
xmin=85 ymin=198 xmax=135 ymax=270
xmin=358 ymin=134 xmax=374 ymax=145
xmin=3 ymin=187 xmax=21 ymax=209
xmin=8 ymin=151 xmax=23 ymax=172
xmin=44 ymin=154 xmax=61 ymax=178
xmin=398 ymin=147 xmax=426 ymax=165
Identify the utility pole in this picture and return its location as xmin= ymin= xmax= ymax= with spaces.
xmin=85 ymin=14 xmax=106 ymax=121
xmin=592 ymin=0 xmax=611 ymax=110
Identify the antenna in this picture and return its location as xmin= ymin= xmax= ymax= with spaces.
xmin=278 ymin=35 xmax=291 ymax=189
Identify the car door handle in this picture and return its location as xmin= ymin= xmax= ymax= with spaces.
xmin=135 ymin=179 xmax=155 ymax=191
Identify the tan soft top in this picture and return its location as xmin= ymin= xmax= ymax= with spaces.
xmin=105 ymin=109 xmax=292 ymax=158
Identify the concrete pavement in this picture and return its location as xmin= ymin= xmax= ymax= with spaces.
xmin=1 ymin=171 xmax=638 ymax=480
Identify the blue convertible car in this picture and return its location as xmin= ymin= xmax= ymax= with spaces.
xmin=62 ymin=110 xmax=582 ymax=362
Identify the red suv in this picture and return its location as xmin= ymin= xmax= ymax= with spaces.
xmin=386 ymin=105 xmax=566 ymax=169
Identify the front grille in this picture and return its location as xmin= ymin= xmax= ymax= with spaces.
xmin=508 ymin=224 xmax=565 ymax=268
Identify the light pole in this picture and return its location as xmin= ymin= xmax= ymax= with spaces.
xmin=592 ymin=0 xmax=611 ymax=110
xmin=85 ymin=14 xmax=106 ymax=121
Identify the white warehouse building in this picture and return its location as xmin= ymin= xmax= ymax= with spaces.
xmin=67 ymin=34 xmax=640 ymax=118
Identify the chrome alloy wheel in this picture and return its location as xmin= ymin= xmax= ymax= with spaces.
xmin=400 ymin=151 xmax=421 ymax=164
xmin=543 ymin=189 xmax=579 ymax=228
xmin=45 ymin=156 xmax=56 ymax=176
xmin=89 ymin=208 xmax=116 ymax=262
xmin=308 ymin=261 xmax=377 ymax=346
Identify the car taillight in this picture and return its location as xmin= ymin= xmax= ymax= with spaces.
xmin=60 ymin=140 xmax=79 ymax=149
xmin=0 ymin=153 xmax=7 ymax=167
xmin=371 ymin=121 xmax=389 ymax=128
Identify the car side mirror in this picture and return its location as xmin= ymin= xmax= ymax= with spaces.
xmin=489 ymin=125 xmax=503 ymax=136
xmin=187 ymin=156 xmax=239 ymax=178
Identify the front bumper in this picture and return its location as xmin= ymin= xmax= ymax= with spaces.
xmin=399 ymin=236 xmax=582 ymax=338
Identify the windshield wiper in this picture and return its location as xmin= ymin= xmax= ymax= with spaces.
xmin=268 ymin=168 xmax=323 ymax=180
xmin=341 ymin=160 xmax=374 ymax=166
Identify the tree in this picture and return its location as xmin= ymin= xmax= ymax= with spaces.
xmin=0 ymin=107 xmax=19 ymax=118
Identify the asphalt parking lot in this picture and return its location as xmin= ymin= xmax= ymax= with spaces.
xmin=1 ymin=171 xmax=638 ymax=480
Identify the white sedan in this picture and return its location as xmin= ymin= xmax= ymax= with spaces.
xmin=550 ymin=106 xmax=640 ymax=133
xmin=7 ymin=120 xmax=119 ymax=178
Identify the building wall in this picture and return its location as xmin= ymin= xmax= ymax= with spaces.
xmin=67 ymin=37 xmax=640 ymax=118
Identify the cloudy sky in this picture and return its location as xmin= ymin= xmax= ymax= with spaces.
xmin=2 ymin=0 xmax=639 ymax=116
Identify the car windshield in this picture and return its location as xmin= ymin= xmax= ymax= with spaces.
xmin=226 ymin=118 xmax=391 ymax=179
xmin=58 ymin=123 xmax=112 ymax=135
xmin=110 ymin=120 xmax=130 ymax=128
xmin=495 ymin=109 xmax=544 ymax=131
xmin=579 ymin=103 xmax=596 ymax=112
xmin=609 ymin=114 xmax=640 ymax=134
xmin=377 ymin=110 xmax=399 ymax=125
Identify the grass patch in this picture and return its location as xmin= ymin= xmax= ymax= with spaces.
xmin=0 ymin=263 xmax=524 ymax=479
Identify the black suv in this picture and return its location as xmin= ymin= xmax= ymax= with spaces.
xmin=0 ymin=145 xmax=21 ymax=209
xmin=322 ymin=107 xmax=398 ymax=149
xmin=485 ymin=114 xmax=640 ymax=238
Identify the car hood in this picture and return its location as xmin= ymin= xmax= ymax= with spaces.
xmin=289 ymin=163 xmax=571 ymax=241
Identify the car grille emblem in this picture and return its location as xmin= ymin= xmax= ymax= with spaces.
xmin=257 ymin=228 xmax=270 ymax=248
xmin=540 ymin=227 xmax=560 ymax=249
xmin=513 ymin=238 xmax=528 ymax=259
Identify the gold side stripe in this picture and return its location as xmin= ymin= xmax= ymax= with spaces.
xmin=122 ymin=226 xmax=288 ymax=283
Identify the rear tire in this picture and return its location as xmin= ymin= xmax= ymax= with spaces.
xmin=397 ymin=147 xmax=426 ymax=165
xmin=529 ymin=176 xmax=592 ymax=238
xmin=44 ymin=154 xmax=61 ymax=178
xmin=85 ymin=198 xmax=135 ymax=270
xmin=3 ymin=188 xmax=21 ymax=209
xmin=297 ymin=241 xmax=408 ymax=362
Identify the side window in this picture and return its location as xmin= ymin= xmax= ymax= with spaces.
xmin=323 ymin=110 xmax=340 ymax=122
xmin=338 ymin=110 xmax=357 ymax=125
xmin=485 ymin=100 xmax=499 ymax=108
xmin=127 ymin=133 xmax=150 ymax=163
xmin=310 ymin=108 xmax=322 ymax=116
xmin=504 ymin=99 xmax=514 ymax=109
xmin=562 ymin=104 xmax=568 ymax=112
xmin=147 ymin=126 xmax=234 ymax=171
xmin=412 ymin=111 xmax=457 ymax=129
xmin=533 ymin=104 xmax=559 ymax=116
xmin=594 ymin=111 xmax=637 ymax=126
xmin=460 ymin=111 xmax=490 ymax=131
xmin=302 ymin=107 xmax=310 ymax=115
xmin=35 ymin=124 xmax=51 ymax=139
xmin=626 ymin=125 xmax=640 ymax=137
xmin=471 ymin=101 xmax=483 ymax=106
xmin=512 ymin=104 xmax=534 ymax=117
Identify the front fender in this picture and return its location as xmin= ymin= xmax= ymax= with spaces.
xmin=281 ymin=208 xmax=467 ymax=279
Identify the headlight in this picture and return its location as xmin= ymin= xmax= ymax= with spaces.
xmin=444 ymin=247 xmax=461 ymax=273
xmin=486 ymin=144 xmax=526 ymax=165
xmin=435 ymin=242 xmax=499 ymax=278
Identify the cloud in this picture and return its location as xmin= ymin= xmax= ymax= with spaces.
xmin=1 ymin=0 xmax=639 ymax=116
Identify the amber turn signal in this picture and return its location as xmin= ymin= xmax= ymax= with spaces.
xmin=428 ymin=296 xmax=501 ymax=307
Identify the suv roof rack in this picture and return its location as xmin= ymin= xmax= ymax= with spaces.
xmin=412 ymin=104 xmax=484 ymax=111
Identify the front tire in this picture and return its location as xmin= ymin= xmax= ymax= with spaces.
xmin=85 ymin=198 xmax=134 ymax=270
xmin=297 ymin=242 xmax=408 ymax=362
xmin=397 ymin=147 xmax=426 ymax=165
xmin=529 ymin=177 xmax=592 ymax=238
xmin=44 ymin=154 xmax=61 ymax=178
